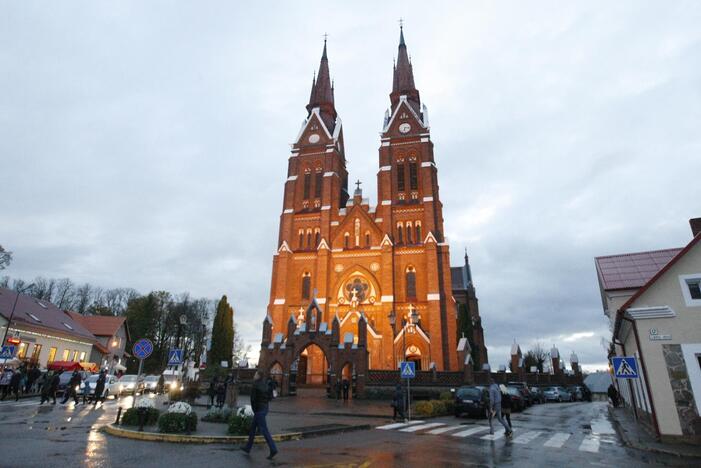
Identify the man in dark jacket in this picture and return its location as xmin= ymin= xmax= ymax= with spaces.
xmin=392 ymin=384 xmax=405 ymax=421
xmin=61 ymin=370 xmax=81 ymax=405
xmin=242 ymin=371 xmax=277 ymax=460
xmin=41 ymin=370 xmax=61 ymax=404
xmin=92 ymin=370 xmax=107 ymax=407
xmin=342 ymin=379 xmax=350 ymax=401
xmin=8 ymin=369 xmax=22 ymax=401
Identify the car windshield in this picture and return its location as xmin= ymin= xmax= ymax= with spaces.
xmin=85 ymin=375 xmax=99 ymax=383
xmin=456 ymin=388 xmax=481 ymax=399
xmin=144 ymin=376 xmax=159 ymax=382
xmin=545 ymin=387 xmax=557 ymax=392
xmin=59 ymin=374 xmax=72 ymax=383
xmin=507 ymin=387 xmax=521 ymax=396
xmin=121 ymin=375 xmax=137 ymax=382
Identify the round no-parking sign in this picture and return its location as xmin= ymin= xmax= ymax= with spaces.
xmin=133 ymin=338 xmax=154 ymax=360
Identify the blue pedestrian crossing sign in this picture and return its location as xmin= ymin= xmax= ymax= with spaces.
xmin=400 ymin=361 xmax=416 ymax=379
xmin=168 ymin=349 xmax=183 ymax=366
xmin=612 ymin=356 xmax=639 ymax=379
xmin=0 ymin=345 xmax=16 ymax=360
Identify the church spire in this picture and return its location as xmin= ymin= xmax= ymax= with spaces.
xmin=306 ymin=37 xmax=337 ymax=131
xmin=390 ymin=24 xmax=420 ymax=112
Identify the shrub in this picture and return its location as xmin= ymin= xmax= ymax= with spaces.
xmin=413 ymin=399 xmax=455 ymax=417
xmin=158 ymin=412 xmax=198 ymax=433
xmin=442 ymin=399 xmax=455 ymax=414
xmin=121 ymin=407 xmax=160 ymax=426
xmin=439 ymin=391 xmax=453 ymax=401
xmin=414 ymin=401 xmax=434 ymax=417
xmin=201 ymin=406 xmax=233 ymax=423
xmin=168 ymin=401 xmax=192 ymax=415
xmin=228 ymin=406 xmax=254 ymax=435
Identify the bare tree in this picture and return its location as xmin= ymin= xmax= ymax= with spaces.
xmin=0 ymin=246 xmax=11 ymax=270
xmin=54 ymin=278 xmax=75 ymax=310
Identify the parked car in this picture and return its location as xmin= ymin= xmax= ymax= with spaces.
xmin=508 ymin=381 xmax=534 ymax=406
xmin=56 ymin=372 xmax=75 ymax=396
xmin=79 ymin=374 xmax=119 ymax=400
xmin=143 ymin=375 xmax=160 ymax=393
xmin=529 ymin=387 xmax=546 ymax=404
xmin=117 ymin=374 xmax=143 ymax=395
xmin=506 ymin=386 xmax=526 ymax=411
xmin=568 ymin=386 xmax=584 ymax=402
xmin=543 ymin=386 xmax=572 ymax=402
xmin=453 ymin=386 xmax=490 ymax=418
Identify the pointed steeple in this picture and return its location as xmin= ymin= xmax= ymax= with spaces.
xmin=390 ymin=25 xmax=420 ymax=112
xmin=306 ymin=38 xmax=337 ymax=132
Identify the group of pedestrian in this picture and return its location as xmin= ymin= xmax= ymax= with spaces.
xmin=488 ymin=379 xmax=514 ymax=438
xmin=207 ymin=376 xmax=227 ymax=408
xmin=333 ymin=378 xmax=351 ymax=401
xmin=0 ymin=366 xmax=23 ymax=401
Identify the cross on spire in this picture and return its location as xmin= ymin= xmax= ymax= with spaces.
xmin=323 ymin=32 xmax=329 ymax=42
xmin=355 ymin=179 xmax=362 ymax=190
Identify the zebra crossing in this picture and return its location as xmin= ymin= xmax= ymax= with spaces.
xmin=375 ymin=420 xmax=606 ymax=453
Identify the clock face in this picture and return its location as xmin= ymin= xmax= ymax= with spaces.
xmin=399 ymin=123 xmax=411 ymax=134
xmin=308 ymin=133 xmax=320 ymax=144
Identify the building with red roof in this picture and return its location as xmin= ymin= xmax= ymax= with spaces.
xmin=67 ymin=312 xmax=130 ymax=373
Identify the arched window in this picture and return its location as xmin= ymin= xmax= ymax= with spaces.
xmin=344 ymin=232 xmax=350 ymax=249
xmin=306 ymin=229 xmax=312 ymax=249
xmin=409 ymin=161 xmax=418 ymax=190
xmin=397 ymin=162 xmax=406 ymax=192
xmin=365 ymin=231 xmax=371 ymax=248
xmin=415 ymin=222 xmax=422 ymax=243
xmin=406 ymin=266 xmax=417 ymax=299
xmin=303 ymin=169 xmax=311 ymax=200
xmin=314 ymin=228 xmax=320 ymax=248
xmin=314 ymin=167 xmax=323 ymax=198
xmin=397 ymin=222 xmax=404 ymax=244
xmin=301 ymin=272 xmax=311 ymax=300
xmin=298 ymin=229 xmax=304 ymax=249
xmin=406 ymin=222 xmax=413 ymax=244
xmin=354 ymin=218 xmax=360 ymax=246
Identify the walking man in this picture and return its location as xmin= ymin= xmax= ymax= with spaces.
xmin=342 ymin=378 xmax=350 ymax=401
xmin=92 ymin=370 xmax=106 ymax=407
xmin=61 ymin=370 xmax=81 ymax=405
xmin=242 ymin=371 xmax=278 ymax=460
xmin=41 ymin=370 xmax=61 ymax=404
xmin=392 ymin=384 xmax=405 ymax=421
xmin=488 ymin=379 xmax=512 ymax=437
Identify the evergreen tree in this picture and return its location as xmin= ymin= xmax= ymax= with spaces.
xmin=457 ymin=303 xmax=480 ymax=369
xmin=209 ymin=295 xmax=234 ymax=368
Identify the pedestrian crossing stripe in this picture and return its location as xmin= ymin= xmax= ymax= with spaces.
xmin=544 ymin=432 xmax=571 ymax=448
xmin=400 ymin=422 xmax=444 ymax=432
xmin=513 ymin=430 xmax=542 ymax=444
xmin=481 ymin=431 xmax=504 ymax=441
xmin=579 ymin=436 xmax=600 ymax=453
xmin=376 ymin=420 xmax=424 ymax=430
xmin=451 ymin=426 xmax=491 ymax=437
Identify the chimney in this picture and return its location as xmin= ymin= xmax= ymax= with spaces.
xmin=690 ymin=218 xmax=701 ymax=237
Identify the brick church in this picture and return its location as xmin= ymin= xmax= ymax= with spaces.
xmin=262 ymin=28 xmax=486 ymax=384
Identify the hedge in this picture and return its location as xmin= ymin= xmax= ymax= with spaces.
xmin=120 ymin=408 xmax=160 ymax=426
xmin=228 ymin=413 xmax=253 ymax=436
xmin=413 ymin=399 xmax=456 ymax=417
xmin=158 ymin=412 xmax=198 ymax=434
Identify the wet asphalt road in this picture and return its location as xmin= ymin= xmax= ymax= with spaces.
xmin=0 ymin=396 xmax=691 ymax=467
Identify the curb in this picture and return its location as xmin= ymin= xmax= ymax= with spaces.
xmin=608 ymin=407 xmax=701 ymax=459
xmin=102 ymin=422 xmax=370 ymax=444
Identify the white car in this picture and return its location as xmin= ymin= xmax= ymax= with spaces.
xmin=117 ymin=374 xmax=144 ymax=395
xmin=79 ymin=374 xmax=119 ymax=400
xmin=143 ymin=375 xmax=160 ymax=393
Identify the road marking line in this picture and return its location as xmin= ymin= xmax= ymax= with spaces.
xmin=481 ymin=432 xmax=505 ymax=441
xmin=452 ymin=426 xmax=491 ymax=438
xmin=512 ymin=430 xmax=542 ymax=444
xmin=544 ymin=432 xmax=571 ymax=448
xmin=579 ymin=436 xmax=600 ymax=453
xmin=376 ymin=420 xmax=424 ymax=430
xmin=427 ymin=425 xmax=464 ymax=435
xmin=400 ymin=422 xmax=444 ymax=433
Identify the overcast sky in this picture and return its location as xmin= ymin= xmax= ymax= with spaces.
xmin=2 ymin=1 xmax=700 ymax=372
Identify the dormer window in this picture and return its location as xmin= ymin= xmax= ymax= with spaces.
xmin=62 ymin=322 xmax=74 ymax=331
xmin=35 ymin=300 xmax=48 ymax=309
xmin=27 ymin=312 xmax=42 ymax=323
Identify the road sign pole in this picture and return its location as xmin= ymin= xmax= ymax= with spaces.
xmin=132 ymin=358 xmax=144 ymax=408
xmin=407 ymin=376 xmax=411 ymax=421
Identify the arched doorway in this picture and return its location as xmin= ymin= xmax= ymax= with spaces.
xmin=269 ymin=362 xmax=283 ymax=389
xmin=406 ymin=345 xmax=422 ymax=371
xmin=297 ymin=343 xmax=328 ymax=387
xmin=341 ymin=362 xmax=354 ymax=400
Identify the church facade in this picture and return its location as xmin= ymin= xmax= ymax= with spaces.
xmin=262 ymin=29 xmax=481 ymax=382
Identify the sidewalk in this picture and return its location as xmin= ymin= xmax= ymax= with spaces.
xmin=608 ymin=406 xmax=701 ymax=459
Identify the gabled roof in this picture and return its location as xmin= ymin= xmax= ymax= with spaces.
xmin=0 ymin=288 xmax=95 ymax=341
xmin=67 ymin=311 xmax=128 ymax=339
xmin=614 ymin=233 xmax=701 ymax=338
xmin=595 ymin=248 xmax=682 ymax=291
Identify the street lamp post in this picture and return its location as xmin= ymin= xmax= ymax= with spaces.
xmin=1 ymin=284 xmax=35 ymax=348
xmin=387 ymin=310 xmax=396 ymax=369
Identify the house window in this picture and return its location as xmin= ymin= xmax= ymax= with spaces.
xmin=406 ymin=222 xmax=413 ymax=244
xmin=314 ymin=229 xmax=320 ymax=248
xmin=397 ymin=223 xmax=404 ymax=244
xmin=679 ymin=274 xmax=701 ymax=306
xmin=409 ymin=162 xmax=418 ymax=190
xmin=62 ymin=349 xmax=70 ymax=361
xmin=306 ymin=229 xmax=312 ymax=249
xmin=397 ymin=163 xmax=405 ymax=192
xmin=31 ymin=344 xmax=42 ymax=362
xmin=303 ymin=171 xmax=311 ymax=199
xmin=406 ymin=266 xmax=417 ymax=299
xmin=48 ymin=347 xmax=57 ymax=364
xmin=17 ymin=342 xmax=28 ymax=359
xmin=344 ymin=233 xmax=350 ymax=249
xmin=27 ymin=312 xmax=42 ymax=323
xmin=72 ymin=351 xmax=79 ymax=362
xmin=302 ymin=273 xmax=311 ymax=300
xmin=365 ymin=231 xmax=371 ymax=248
xmin=688 ymin=279 xmax=701 ymax=300
xmin=415 ymin=222 xmax=422 ymax=243
xmin=79 ymin=351 xmax=86 ymax=362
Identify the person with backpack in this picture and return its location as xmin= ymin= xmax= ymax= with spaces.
xmin=242 ymin=371 xmax=277 ymax=460
xmin=500 ymin=384 xmax=513 ymax=431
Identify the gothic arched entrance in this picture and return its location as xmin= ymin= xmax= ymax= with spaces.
xmin=297 ymin=343 xmax=328 ymax=387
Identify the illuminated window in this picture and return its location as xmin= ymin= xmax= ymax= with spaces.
xmin=31 ymin=344 xmax=42 ymax=362
xmin=72 ymin=350 xmax=79 ymax=362
xmin=48 ymin=347 xmax=57 ymax=363
xmin=62 ymin=349 xmax=70 ymax=361
xmin=17 ymin=342 xmax=28 ymax=359
xmin=79 ymin=351 xmax=86 ymax=362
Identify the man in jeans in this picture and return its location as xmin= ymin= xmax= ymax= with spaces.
xmin=488 ymin=379 xmax=513 ymax=437
xmin=242 ymin=371 xmax=278 ymax=460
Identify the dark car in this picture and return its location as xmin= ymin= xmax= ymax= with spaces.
xmin=454 ymin=386 xmax=489 ymax=418
xmin=508 ymin=382 xmax=534 ymax=406
xmin=567 ymin=386 xmax=584 ymax=402
xmin=506 ymin=386 xmax=526 ymax=411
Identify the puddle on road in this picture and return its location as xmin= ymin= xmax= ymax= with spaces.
xmin=591 ymin=418 xmax=615 ymax=435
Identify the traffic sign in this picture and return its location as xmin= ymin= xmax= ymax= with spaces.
xmin=0 ymin=345 xmax=16 ymax=360
xmin=168 ymin=349 xmax=183 ymax=366
xmin=400 ymin=361 xmax=416 ymax=379
xmin=612 ymin=356 xmax=639 ymax=379
xmin=132 ymin=338 xmax=154 ymax=360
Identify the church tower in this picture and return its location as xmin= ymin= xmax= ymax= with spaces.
xmin=264 ymin=30 xmax=461 ymax=380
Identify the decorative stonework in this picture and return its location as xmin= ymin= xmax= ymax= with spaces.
xmin=662 ymin=344 xmax=701 ymax=436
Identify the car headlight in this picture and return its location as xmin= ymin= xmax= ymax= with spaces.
xmin=75 ymin=385 xmax=80 ymax=391
xmin=127 ymin=384 xmax=134 ymax=389
xmin=170 ymin=382 xmax=177 ymax=389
